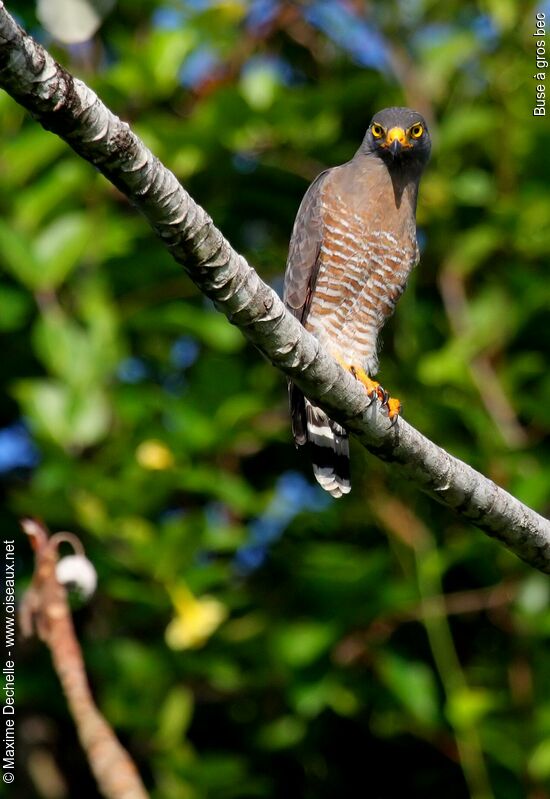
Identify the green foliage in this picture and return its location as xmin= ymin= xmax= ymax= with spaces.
xmin=2 ymin=2 xmax=550 ymax=798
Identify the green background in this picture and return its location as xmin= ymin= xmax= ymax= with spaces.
xmin=1 ymin=1 xmax=550 ymax=797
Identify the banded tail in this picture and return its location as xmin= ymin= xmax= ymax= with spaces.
xmin=289 ymin=383 xmax=351 ymax=498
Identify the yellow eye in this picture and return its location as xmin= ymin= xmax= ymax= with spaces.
xmin=371 ymin=124 xmax=384 ymax=139
xmin=410 ymin=124 xmax=424 ymax=139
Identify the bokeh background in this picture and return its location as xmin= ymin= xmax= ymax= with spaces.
xmin=2 ymin=1 xmax=550 ymax=797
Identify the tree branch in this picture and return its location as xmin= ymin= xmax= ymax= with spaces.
xmin=1 ymin=3 xmax=549 ymax=572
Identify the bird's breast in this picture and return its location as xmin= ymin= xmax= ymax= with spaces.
xmin=305 ymin=186 xmax=417 ymax=367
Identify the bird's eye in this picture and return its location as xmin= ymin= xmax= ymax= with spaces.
xmin=410 ymin=124 xmax=424 ymax=139
xmin=371 ymin=124 xmax=384 ymax=139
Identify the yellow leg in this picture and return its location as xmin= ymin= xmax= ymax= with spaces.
xmin=333 ymin=355 xmax=402 ymax=421
xmin=349 ymin=365 xmax=382 ymax=399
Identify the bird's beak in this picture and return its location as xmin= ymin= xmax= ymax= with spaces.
xmin=383 ymin=127 xmax=412 ymax=156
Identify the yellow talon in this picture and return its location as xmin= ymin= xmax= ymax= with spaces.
xmin=332 ymin=353 xmax=401 ymax=419
xmin=387 ymin=397 xmax=401 ymax=420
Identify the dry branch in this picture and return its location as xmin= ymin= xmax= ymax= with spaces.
xmin=19 ymin=519 xmax=149 ymax=799
xmin=1 ymin=4 xmax=549 ymax=572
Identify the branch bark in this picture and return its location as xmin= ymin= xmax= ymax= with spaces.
xmin=1 ymin=3 xmax=549 ymax=572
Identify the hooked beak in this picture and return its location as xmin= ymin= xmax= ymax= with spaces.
xmin=382 ymin=127 xmax=412 ymax=157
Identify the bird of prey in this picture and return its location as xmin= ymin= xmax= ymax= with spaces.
xmin=284 ymin=106 xmax=431 ymax=497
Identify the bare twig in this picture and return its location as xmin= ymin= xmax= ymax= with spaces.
xmin=19 ymin=519 xmax=149 ymax=799
xmin=0 ymin=4 xmax=549 ymax=571
xmin=336 ymin=581 xmax=518 ymax=659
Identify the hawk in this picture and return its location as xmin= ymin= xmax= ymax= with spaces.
xmin=284 ymin=107 xmax=431 ymax=497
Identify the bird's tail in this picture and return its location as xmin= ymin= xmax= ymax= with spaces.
xmin=289 ymin=383 xmax=351 ymax=498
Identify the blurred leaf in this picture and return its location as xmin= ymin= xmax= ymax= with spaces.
xmin=0 ymin=284 xmax=32 ymax=331
xmin=240 ymin=63 xmax=280 ymax=110
xmin=14 ymin=160 xmax=89 ymax=228
xmin=378 ymin=654 xmax=439 ymax=727
xmin=447 ymin=226 xmax=501 ymax=276
xmin=484 ymin=0 xmax=518 ymax=30
xmin=33 ymin=308 xmax=116 ymax=387
xmin=528 ymin=739 xmax=550 ymax=781
xmin=446 ymin=687 xmax=497 ymax=730
xmin=1 ymin=126 xmax=65 ymax=185
xmin=14 ymin=379 xmax=110 ymax=448
xmin=0 ymin=213 xmax=92 ymax=290
xmin=156 ymin=686 xmax=195 ymax=748
xmin=438 ymin=108 xmax=495 ymax=150
xmin=178 ymin=467 xmax=258 ymax=512
xmin=131 ymin=302 xmax=244 ymax=352
xmin=257 ymin=716 xmax=306 ymax=750
xmin=181 ymin=754 xmax=250 ymax=793
xmin=292 ymin=677 xmax=359 ymax=719
xmin=271 ymin=621 xmax=335 ymax=669
xmin=34 ymin=212 xmax=93 ymax=286
xmin=452 ymin=170 xmax=495 ymax=206
xmin=0 ymin=219 xmax=42 ymax=287
xmin=418 ymin=32 xmax=478 ymax=98
xmin=149 ymin=29 xmax=197 ymax=93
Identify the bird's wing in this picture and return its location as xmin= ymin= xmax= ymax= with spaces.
xmin=283 ymin=170 xmax=329 ymax=323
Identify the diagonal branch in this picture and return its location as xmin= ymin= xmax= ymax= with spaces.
xmin=0 ymin=3 xmax=549 ymax=572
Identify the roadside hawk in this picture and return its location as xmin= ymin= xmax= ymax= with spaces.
xmin=284 ymin=107 xmax=431 ymax=497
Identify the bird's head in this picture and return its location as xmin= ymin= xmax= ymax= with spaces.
xmin=362 ymin=107 xmax=431 ymax=170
